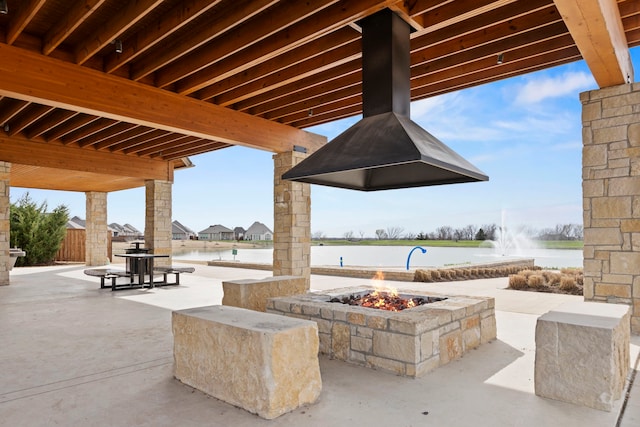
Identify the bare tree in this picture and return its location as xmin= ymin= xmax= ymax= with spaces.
xmin=404 ymin=231 xmax=416 ymax=240
xmin=385 ymin=226 xmax=404 ymax=240
xmin=375 ymin=229 xmax=388 ymax=240
xmin=359 ymin=230 xmax=365 ymax=239
xmin=343 ymin=230 xmax=354 ymax=240
xmin=435 ymin=226 xmax=453 ymax=240
xmin=312 ymin=231 xmax=326 ymax=240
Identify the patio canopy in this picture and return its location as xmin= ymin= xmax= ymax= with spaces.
xmin=0 ymin=0 xmax=637 ymax=191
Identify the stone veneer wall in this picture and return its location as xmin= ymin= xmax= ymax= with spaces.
xmin=145 ymin=180 xmax=172 ymax=267
xmin=581 ymin=83 xmax=640 ymax=333
xmin=273 ymin=151 xmax=311 ymax=289
xmin=0 ymin=161 xmax=10 ymax=285
xmin=85 ymin=191 xmax=108 ymax=266
xmin=267 ymin=288 xmax=496 ymax=378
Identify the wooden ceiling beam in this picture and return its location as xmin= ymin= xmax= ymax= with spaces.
xmin=155 ymin=142 xmax=231 ymax=160
xmin=95 ymin=126 xmax=155 ymax=151
xmin=130 ymin=0 xmax=278 ymax=81
xmin=44 ymin=114 xmax=100 ymax=141
xmin=416 ymin=0 xmax=519 ymax=35
xmin=77 ymin=122 xmax=137 ymax=148
xmin=123 ymin=134 xmax=192 ymax=155
xmin=159 ymin=0 xmax=339 ymax=90
xmin=173 ymin=0 xmax=398 ymax=95
xmin=109 ymin=129 xmax=168 ymax=153
xmin=25 ymin=110 xmax=78 ymax=139
xmin=0 ymin=134 xmax=171 ymax=181
xmin=6 ymin=0 xmax=47 ymax=45
xmin=103 ymin=0 xmax=224 ymax=73
xmin=197 ymin=27 xmax=360 ymax=102
xmin=42 ymin=0 xmax=107 ymax=55
xmin=7 ymin=104 xmax=53 ymax=136
xmin=554 ymin=0 xmax=634 ymax=87
xmin=136 ymin=136 xmax=200 ymax=157
xmin=0 ymin=99 xmax=30 ymax=125
xmin=234 ymin=1 xmax=555 ymax=113
xmin=213 ymin=39 xmax=361 ymax=108
xmin=0 ymin=43 xmax=326 ymax=153
xmin=74 ymin=0 xmax=163 ymax=65
xmin=61 ymin=118 xmax=117 ymax=145
xmin=236 ymin=62 xmax=360 ymax=113
xmin=258 ymin=19 xmax=570 ymax=120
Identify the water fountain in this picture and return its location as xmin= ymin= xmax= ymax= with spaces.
xmin=482 ymin=210 xmax=538 ymax=257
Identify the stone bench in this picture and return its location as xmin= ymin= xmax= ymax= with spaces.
xmin=222 ymin=275 xmax=306 ymax=312
xmin=172 ymin=305 xmax=322 ymax=419
xmin=535 ymin=301 xmax=630 ymax=411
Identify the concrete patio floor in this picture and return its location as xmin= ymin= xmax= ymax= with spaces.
xmin=1 ymin=263 xmax=638 ymax=427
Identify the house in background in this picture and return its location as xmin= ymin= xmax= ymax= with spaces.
xmin=67 ymin=216 xmax=85 ymax=229
xmin=199 ymin=225 xmax=234 ymax=241
xmin=234 ymin=227 xmax=245 ymax=240
xmin=244 ymin=221 xmax=273 ymax=241
xmin=172 ymin=220 xmax=197 ymax=240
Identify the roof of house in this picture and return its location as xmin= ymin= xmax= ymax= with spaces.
xmin=245 ymin=221 xmax=273 ymax=236
xmin=172 ymin=220 xmax=196 ymax=235
xmin=199 ymin=224 xmax=234 ymax=234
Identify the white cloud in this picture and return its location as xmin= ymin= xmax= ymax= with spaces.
xmin=513 ymin=71 xmax=595 ymax=105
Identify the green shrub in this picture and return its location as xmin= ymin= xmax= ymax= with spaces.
xmin=10 ymin=193 xmax=69 ymax=267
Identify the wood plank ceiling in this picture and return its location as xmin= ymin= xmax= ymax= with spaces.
xmin=0 ymin=0 xmax=638 ymax=192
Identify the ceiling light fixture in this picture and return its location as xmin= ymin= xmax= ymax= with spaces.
xmin=114 ymin=39 xmax=123 ymax=54
xmin=0 ymin=0 xmax=8 ymax=14
xmin=497 ymin=53 xmax=504 ymax=65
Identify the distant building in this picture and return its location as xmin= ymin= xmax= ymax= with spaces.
xmin=67 ymin=216 xmax=86 ymax=229
xmin=244 ymin=221 xmax=273 ymax=241
xmin=122 ymin=223 xmax=142 ymax=237
xmin=199 ymin=224 xmax=235 ymax=241
xmin=172 ymin=220 xmax=197 ymax=240
xmin=233 ymin=226 xmax=246 ymax=240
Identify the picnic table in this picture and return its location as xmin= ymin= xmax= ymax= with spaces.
xmin=115 ymin=253 xmax=169 ymax=288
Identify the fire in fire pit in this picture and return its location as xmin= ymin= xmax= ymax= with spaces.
xmin=329 ymin=289 xmax=447 ymax=311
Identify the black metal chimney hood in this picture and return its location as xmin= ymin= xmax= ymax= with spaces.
xmin=282 ymin=9 xmax=488 ymax=191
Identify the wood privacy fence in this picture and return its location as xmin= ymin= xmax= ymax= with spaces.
xmin=55 ymin=229 xmax=112 ymax=262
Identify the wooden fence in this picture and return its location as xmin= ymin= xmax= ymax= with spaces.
xmin=55 ymin=229 xmax=112 ymax=262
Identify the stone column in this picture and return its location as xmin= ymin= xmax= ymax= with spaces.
xmin=0 ymin=162 xmax=10 ymax=285
xmin=85 ymin=191 xmax=109 ymax=266
xmin=581 ymin=83 xmax=640 ymax=333
xmin=145 ymin=180 xmax=172 ymax=266
xmin=273 ymin=151 xmax=311 ymax=288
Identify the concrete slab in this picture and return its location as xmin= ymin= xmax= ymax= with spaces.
xmin=0 ymin=264 xmax=638 ymax=426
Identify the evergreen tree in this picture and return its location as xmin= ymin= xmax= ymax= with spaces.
xmin=10 ymin=193 xmax=69 ymax=266
xmin=475 ymin=228 xmax=487 ymax=241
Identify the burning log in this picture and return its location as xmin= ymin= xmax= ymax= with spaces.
xmin=329 ymin=290 xmax=445 ymax=312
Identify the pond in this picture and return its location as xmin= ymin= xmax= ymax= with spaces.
xmin=173 ymin=245 xmax=583 ymax=269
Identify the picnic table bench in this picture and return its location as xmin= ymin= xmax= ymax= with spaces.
xmin=83 ymin=268 xmax=132 ymax=290
xmin=153 ymin=266 xmax=195 ymax=285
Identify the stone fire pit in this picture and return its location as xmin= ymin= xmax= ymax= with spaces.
xmin=267 ymin=286 xmax=496 ymax=378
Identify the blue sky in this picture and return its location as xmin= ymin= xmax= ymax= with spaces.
xmin=12 ymin=47 xmax=640 ymax=238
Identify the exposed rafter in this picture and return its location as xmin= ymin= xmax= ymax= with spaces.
xmin=554 ymin=0 xmax=634 ymax=86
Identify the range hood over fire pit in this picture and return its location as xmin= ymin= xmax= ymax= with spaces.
xmin=282 ymin=9 xmax=488 ymax=191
